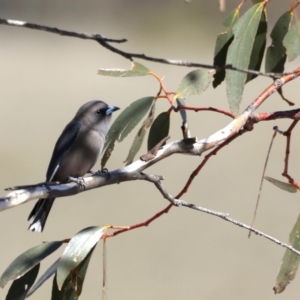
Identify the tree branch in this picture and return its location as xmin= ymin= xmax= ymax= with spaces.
xmin=0 ymin=17 xmax=292 ymax=79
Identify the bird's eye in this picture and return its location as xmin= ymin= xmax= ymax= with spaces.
xmin=96 ymin=109 xmax=105 ymax=114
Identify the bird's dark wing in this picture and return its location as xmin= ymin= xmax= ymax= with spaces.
xmin=46 ymin=121 xmax=81 ymax=181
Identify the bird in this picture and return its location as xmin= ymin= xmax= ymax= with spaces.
xmin=28 ymin=100 xmax=119 ymax=232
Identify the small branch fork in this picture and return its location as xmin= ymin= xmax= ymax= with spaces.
xmin=0 ymin=17 xmax=295 ymax=79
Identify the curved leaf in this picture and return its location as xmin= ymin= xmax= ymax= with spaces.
xmin=213 ymin=8 xmax=239 ymax=88
xmin=5 ymin=263 xmax=39 ymax=300
xmin=274 ymin=214 xmax=300 ymax=293
xmin=101 ymin=97 xmax=154 ymax=167
xmin=27 ymin=258 xmax=60 ymax=297
xmin=226 ymin=3 xmax=265 ymax=114
xmin=147 ymin=112 xmax=170 ymax=151
xmin=175 ymin=69 xmax=214 ymax=99
xmin=0 ymin=241 xmax=62 ymax=288
xmin=56 ymin=226 xmax=105 ymax=290
xmin=283 ymin=20 xmax=300 ymax=62
xmin=52 ymin=246 xmax=96 ymax=299
xmin=98 ymin=61 xmax=150 ymax=77
xmin=124 ymin=101 xmax=156 ymax=165
xmin=264 ymin=176 xmax=297 ymax=193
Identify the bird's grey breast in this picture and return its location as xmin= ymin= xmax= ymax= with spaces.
xmin=54 ymin=126 xmax=104 ymax=181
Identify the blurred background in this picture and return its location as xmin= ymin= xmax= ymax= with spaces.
xmin=0 ymin=0 xmax=300 ymax=299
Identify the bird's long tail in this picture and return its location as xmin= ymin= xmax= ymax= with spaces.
xmin=28 ymin=198 xmax=55 ymax=232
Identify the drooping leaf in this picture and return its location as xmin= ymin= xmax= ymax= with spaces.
xmin=52 ymin=246 xmax=96 ymax=299
xmin=175 ymin=69 xmax=215 ymax=99
xmin=98 ymin=61 xmax=150 ymax=77
xmin=265 ymin=11 xmax=293 ymax=73
xmin=0 ymin=241 xmax=62 ymax=288
xmin=124 ymin=101 xmax=156 ymax=165
xmin=226 ymin=3 xmax=265 ymax=114
xmin=176 ymin=98 xmax=187 ymax=123
xmin=101 ymin=97 xmax=154 ymax=167
xmin=274 ymin=213 xmax=300 ymax=293
xmin=264 ymin=176 xmax=297 ymax=193
xmin=283 ymin=20 xmax=300 ymax=61
xmin=5 ymin=263 xmax=39 ymax=300
xmin=246 ymin=9 xmax=267 ymax=82
xmin=27 ymin=258 xmax=60 ymax=297
xmin=213 ymin=8 xmax=239 ymax=88
xmin=176 ymin=98 xmax=190 ymax=138
xmin=56 ymin=226 xmax=105 ymax=290
xmin=147 ymin=112 xmax=170 ymax=151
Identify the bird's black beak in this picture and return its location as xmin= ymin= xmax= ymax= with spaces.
xmin=106 ymin=105 xmax=120 ymax=116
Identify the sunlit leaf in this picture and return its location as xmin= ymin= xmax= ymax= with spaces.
xmin=98 ymin=61 xmax=150 ymax=77
xmin=56 ymin=227 xmax=105 ymax=290
xmin=0 ymin=241 xmax=62 ymax=288
xmin=52 ymin=246 xmax=96 ymax=299
xmin=213 ymin=8 xmax=239 ymax=88
xmin=176 ymin=69 xmax=214 ymax=99
xmin=124 ymin=102 xmax=156 ymax=165
xmin=274 ymin=213 xmax=300 ymax=293
xmin=101 ymin=97 xmax=154 ymax=167
xmin=226 ymin=3 xmax=265 ymax=114
xmin=147 ymin=112 xmax=170 ymax=151
xmin=5 ymin=263 xmax=39 ymax=300
xmin=283 ymin=20 xmax=300 ymax=62
xmin=264 ymin=176 xmax=297 ymax=193
xmin=27 ymin=258 xmax=60 ymax=297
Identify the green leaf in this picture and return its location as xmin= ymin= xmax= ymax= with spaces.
xmin=5 ymin=263 xmax=39 ymax=300
xmin=98 ymin=61 xmax=150 ymax=77
xmin=246 ymin=9 xmax=267 ymax=82
xmin=101 ymin=97 xmax=154 ymax=167
xmin=226 ymin=3 xmax=265 ymax=114
xmin=147 ymin=112 xmax=170 ymax=151
xmin=213 ymin=8 xmax=239 ymax=88
xmin=265 ymin=11 xmax=292 ymax=73
xmin=274 ymin=214 xmax=300 ymax=293
xmin=175 ymin=69 xmax=215 ymax=99
xmin=52 ymin=246 xmax=96 ymax=299
xmin=56 ymin=226 xmax=105 ymax=290
xmin=124 ymin=101 xmax=156 ymax=165
xmin=27 ymin=258 xmax=60 ymax=297
xmin=0 ymin=241 xmax=62 ymax=288
xmin=264 ymin=176 xmax=297 ymax=193
xmin=283 ymin=20 xmax=300 ymax=62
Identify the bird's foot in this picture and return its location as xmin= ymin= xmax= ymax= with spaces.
xmin=68 ymin=176 xmax=86 ymax=189
xmin=89 ymin=168 xmax=110 ymax=179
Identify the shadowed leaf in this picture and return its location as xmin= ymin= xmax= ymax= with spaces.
xmin=264 ymin=176 xmax=297 ymax=193
xmin=226 ymin=3 xmax=265 ymax=114
xmin=265 ymin=11 xmax=292 ymax=73
xmin=98 ymin=61 xmax=150 ymax=77
xmin=213 ymin=8 xmax=239 ymax=88
xmin=124 ymin=102 xmax=156 ymax=165
xmin=0 ymin=241 xmax=62 ymax=288
xmin=274 ymin=214 xmax=300 ymax=293
xmin=246 ymin=9 xmax=267 ymax=82
xmin=175 ymin=69 xmax=215 ymax=99
xmin=27 ymin=258 xmax=60 ymax=297
xmin=283 ymin=20 xmax=300 ymax=62
xmin=5 ymin=263 xmax=39 ymax=300
xmin=101 ymin=97 xmax=154 ymax=167
xmin=148 ymin=112 xmax=170 ymax=151
xmin=56 ymin=227 xmax=105 ymax=290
